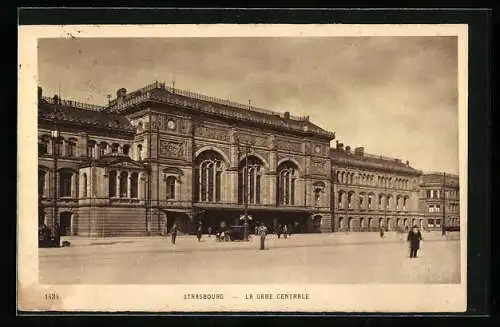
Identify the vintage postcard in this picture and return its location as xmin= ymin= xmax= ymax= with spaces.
xmin=18 ymin=24 xmax=468 ymax=312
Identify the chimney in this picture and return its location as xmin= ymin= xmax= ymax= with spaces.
xmin=284 ymin=111 xmax=290 ymax=119
xmin=354 ymin=147 xmax=364 ymax=156
xmin=116 ymin=88 xmax=127 ymax=106
xmin=345 ymin=146 xmax=351 ymax=154
xmin=38 ymin=86 xmax=43 ymax=99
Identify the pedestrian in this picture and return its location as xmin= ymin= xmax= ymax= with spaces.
xmin=254 ymin=225 xmax=258 ymax=236
xmin=54 ymin=222 xmax=61 ymax=247
xmin=288 ymin=224 xmax=292 ymax=237
xmin=208 ymin=226 xmax=212 ymax=238
xmin=170 ymin=223 xmax=178 ymax=245
xmin=283 ymin=224 xmax=288 ymax=239
xmin=380 ymin=226 xmax=385 ymax=238
xmin=258 ymin=222 xmax=268 ymax=250
xmin=277 ymin=224 xmax=282 ymax=239
xmin=197 ymin=224 xmax=202 ymax=242
xmin=407 ymin=225 xmax=423 ymax=258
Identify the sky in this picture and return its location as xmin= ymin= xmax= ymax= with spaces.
xmin=38 ymin=37 xmax=459 ymax=174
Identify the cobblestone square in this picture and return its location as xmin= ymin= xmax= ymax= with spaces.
xmin=39 ymin=232 xmax=461 ymax=284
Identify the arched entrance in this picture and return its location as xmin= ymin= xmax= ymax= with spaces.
xmin=347 ymin=218 xmax=353 ymax=231
xmin=59 ymin=212 xmax=72 ymax=236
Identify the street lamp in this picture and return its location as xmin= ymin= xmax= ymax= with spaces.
xmin=239 ymin=140 xmax=255 ymax=242
xmin=51 ymin=129 xmax=60 ymax=235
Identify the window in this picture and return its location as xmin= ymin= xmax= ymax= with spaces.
xmin=359 ymin=194 xmax=364 ymax=209
xmin=38 ymin=170 xmax=46 ymax=196
xmin=112 ymin=143 xmax=119 ymax=154
xmin=38 ymin=139 xmax=48 ymax=155
xmin=109 ymin=171 xmax=117 ymax=197
xmin=348 ymin=193 xmax=353 ymax=209
xmin=403 ymin=197 xmax=408 ymax=210
xmin=100 ymin=142 xmax=108 ymax=157
xmin=337 ymin=192 xmax=343 ymax=209
xmin=119 ymin=171 xmax=128 ymax=197
xmin=54 ymin=139 xmax=62 ymax=156
xmin=435 ymin=205 xmax=440 ymax=213
xmin=130 ymin=173 xmax=138 ymax=198
xmin=123 ymin=144 xmax=130 ymax=156
xmin=435 ymin=219 xmax=441 ymax=227
xmin=427 ymin=219 xmax=435 ymax=227
xmin=166 ymin=176 xmax=176 ymax=199
xmin=314 ymin=188 xmax=321 ymax=206
xmin=137 ymin=144 xmax=143 ymax=161
xmin=67 ymin=139 xmax=76 ymax=157
xmin=195 ymin=151 xmax=225 ymax=203
xmin=378 ymin=195 xmax=383 ymax=209
xmin=396 ymin=196 xmax=401 ymax=210
xmin=87 ymin=140 xmax=96 ymax=158
xmin=428 ymin=205 xmax=434 ymax=213
xmin=278 ymin=162 xmax=298 ymax=205
xmin=239 ymin=156 xmax=263 ymax=205
xmin=59 ymin=170 xmax=72 ymax=197
xmin=368 ymin=195 xmax=373 ymax=209
xmin=386 ymin=196 xmax=391 ymax=209
xmin=82 ymin=173 xmax=87 ymax=198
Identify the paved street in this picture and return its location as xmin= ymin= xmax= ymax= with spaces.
xmin=39 ymin=232 xmax=461 ymax=284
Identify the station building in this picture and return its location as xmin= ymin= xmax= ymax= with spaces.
xmin=37 ymin=82 xmax=460 ymax=237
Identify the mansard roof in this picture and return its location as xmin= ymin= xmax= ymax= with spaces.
xmin=104 ymin=81 xmax=335 ymax=140
xmin=38 ymin=96 xmax=134 ymax=134
xmin=330 ymin=148 xmax=422 ymax=176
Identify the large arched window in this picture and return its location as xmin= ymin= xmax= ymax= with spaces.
xmin=277 ymin=161 xmax=298 ymax=205
xmin=82 ymin=173 xmax=87 ymax=198
xmin=166 ymin=176 xmax=176 ymax=199
xmin=238 ymin=156 xmax=263 ymax=205
xmin=195 ymin=151 xmax=225 ymax=203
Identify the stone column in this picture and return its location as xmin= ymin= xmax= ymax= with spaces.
xmin=127 ymin=172 xmax=132 ymax=198
xmin=95 ymin=143 xmax=100 ymax=159
xmin=71 ymin=173 xmax=77 ymax=198
xmin=116 ymin=171 xmax=120 ymax=197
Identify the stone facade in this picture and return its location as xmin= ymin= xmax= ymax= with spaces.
xmin=330 ymin=144 xmax=423 ymax=232
xmin=37 ymin=82 xmax=460 ymax=237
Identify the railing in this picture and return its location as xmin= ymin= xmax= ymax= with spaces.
xmin=108 ymin=81 xmax=309 ymax=121
xmin=41 ymin=96 xmax=107 ymax=112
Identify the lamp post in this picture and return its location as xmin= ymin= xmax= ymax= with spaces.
xmin=51 ymin=129 xmax=60 ymax=234
xmin=239 ymin=140 xmax=255 ymax=242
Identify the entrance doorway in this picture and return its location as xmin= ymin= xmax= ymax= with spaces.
xmin=59 ymin=212 xmax=72 ymax=236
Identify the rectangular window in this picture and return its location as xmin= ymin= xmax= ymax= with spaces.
xmin=427 ymin=219 xmax=434 ymax=227
xmin=428 ymin=205 xmax=434 ymax=213
xmin=436 ymin=205 xmax=441 ymax=213
xmin=435 ymin=219 xmax=441 ymax=227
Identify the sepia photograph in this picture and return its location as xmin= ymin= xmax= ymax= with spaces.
xmin=18 ymin=24 xmax=468 ymax=312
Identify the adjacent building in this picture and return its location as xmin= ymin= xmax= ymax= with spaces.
xmin=37 ymin=82 xmax=460 ymax=237
xmin=330 ymin=142 xmax=423 ymax=232
xmin=419 ymin=172 xmax=460 ymax=231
